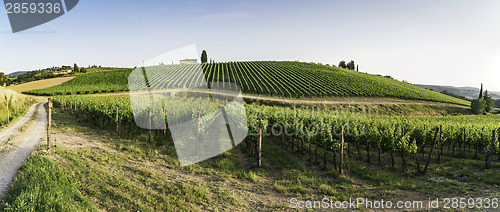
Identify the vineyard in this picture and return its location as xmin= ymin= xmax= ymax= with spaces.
xmin=27 ymin=62 xmax=469 ymax=106
xmin=51 ymin=95 xmax=499 ymax=173
xmin=23 ymin=69 xmax=132 ymax=96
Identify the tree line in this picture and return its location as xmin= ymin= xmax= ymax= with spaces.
xmin=7 ymin=63 xmax=86 ymax=85
xmin=338 ymin=60 xmax=358 ymax=71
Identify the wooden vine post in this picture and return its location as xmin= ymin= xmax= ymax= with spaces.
xmin=498 ymin=128 xmax=500 ymax=162
xmin=256 ymin=119 xmax=262 ymax=168
xmin=423 ymin=127 xmax=439 ymax=174
xmin=462 ymin=128 xmax=466 ymax=156
xmin=148 ymin=109 xmax=152 ymax=144
xmin=196 ymin=112 xmax=201 ymax=156
xmin=437 ymin=125 xmax=443 ymax=163
xmin=486 ymin=130 xmax=495 ymax=169
xmin=339 ymin=125 xmax=344 ymax=176
xmin=400 ymin=127 xmax=407 ymax=171
xmin=163 ymin=105 xmax=167 ymax=136
xmin=47 ymin=98 xmax=53 ymax=152
xmin=115 ymin=106 xmax=119 ymax=135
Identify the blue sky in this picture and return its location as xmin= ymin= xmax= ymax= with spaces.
xmin=1 ymin=0 xmax=500 ymax=90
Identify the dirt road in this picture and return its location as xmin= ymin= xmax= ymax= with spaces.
xmin=94 ymin=90 xmax=469 ymax=108
xmin=0 ymin=102 xmax=47 ymax=199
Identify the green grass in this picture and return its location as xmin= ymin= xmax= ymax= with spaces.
xmin=24 ymin=61 xmax=469 ymax=106
xmin=0 ymin=154 xmax=97 ymax=212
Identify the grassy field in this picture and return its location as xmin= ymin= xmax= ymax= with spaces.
xmin=8 ymin=77 xmax=75 ymax=93
xmin=0 ymin=87 xmax=35 ymax=126
xmin=1 ymin=106 xmax=498 ymax=211
xmin=24 ymin=62 xmax=469 ymax=106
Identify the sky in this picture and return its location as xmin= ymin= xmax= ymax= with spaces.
xmin=1 ymin=0 xmax=500 ymax=90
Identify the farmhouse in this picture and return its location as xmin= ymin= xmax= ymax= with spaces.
xmin=53 ymin=69 xmax=73 ymax=75
xmin=180 ymin=58 xmax=197 ymax=64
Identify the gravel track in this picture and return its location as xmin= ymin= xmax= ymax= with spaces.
xmin=0 ymin=102 xmax=47 ymax=199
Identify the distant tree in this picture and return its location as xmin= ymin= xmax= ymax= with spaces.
xmin=346 ymin=60 xmax=355 ymax=70
xmin=73 ymin=63 xmax=79 ymax=73
xmin=0 ymin=73 xmax=11 ymax=86
xmin=338 ymin=61 xmax=346 ymax=69
xmin=495 ymin=99 xmax=500 ymax=109
xmin=356 ymin=65 xmax=359 ymax=72
xmin=479 ymin=83 xmax=483 ymax=99
xmin=471 ymin=98 xmax=486 ymax=115
xmin=484 ymin=90 xmax=495 ymax=112
xmin=201 ymin=50 xmax=208 ymax=63
xmin=80 ymin=68 xmax=87 ymax=73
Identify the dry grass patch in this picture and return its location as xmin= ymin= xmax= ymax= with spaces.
xmin=8 ymin=77 xmax=75 ymax=93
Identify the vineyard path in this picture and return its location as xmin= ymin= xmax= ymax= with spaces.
xmin=93 ymin=90 xmax=469 ymax=107
xmin=0 ymin=102 xmax=47 ymax=199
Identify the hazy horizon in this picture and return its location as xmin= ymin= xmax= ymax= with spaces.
xmin=2 ymin=0 xmax=500 ymax=90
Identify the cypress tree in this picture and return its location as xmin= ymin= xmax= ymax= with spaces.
xmin=201 ymin=50 xmax=208 ymax=63
xmin=479 ymin=83 xmax=483 ymax=99
xmin=73 ymin=63 xmax=79 ymax=73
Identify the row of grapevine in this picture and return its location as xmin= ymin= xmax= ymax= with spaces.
xmin=246 ymin=104 xmax=500 ymax=172
xmin=50 ymin=94 xmax=499 ymax=172
xmin=26 ymin=62 xmax=469 ymax=106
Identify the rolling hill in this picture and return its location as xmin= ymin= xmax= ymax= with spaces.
xmin=23 ymin=61 xmax=469 ymax=106
xmin=8 ymin=77 xmax=75 ymax=93
xmin=6 ymin=71 xmax=29 ymax=78
xmin=414 ymin=84 xmax=500 ymax=100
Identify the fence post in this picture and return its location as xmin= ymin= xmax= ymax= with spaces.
xmin=256 ymin=119 xmax=262 ymax=168
xmin=340 ymin=125 xmax=344 ymax=176
xmin=462 ymin=128 xmax=466 ymax=156
xmin=148 ymin=109 xmax=152 ymax=144
xmin=400 ymin=127 xmax=407 ymax=171
xmin=116 ymin=106 xmax=119 ymax=135
xmin=423 ymin=127 xmax=439 ymax=174
xmin=47 ymin=98 xmax=52 ymax=152
xmin=196 ymin=112 xmax=200 ymax=156
xmin=486 ymin=130 xmax=495 ymax=169
xmin=437 ymin=125 xmax=443 ymax=163
xmin=498 ymin=128 xmax=500 ymax=162
xmin=163 ymin=105 xmax=167 ymax=136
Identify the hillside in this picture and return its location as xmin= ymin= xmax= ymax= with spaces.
xmin=24 ymin=61 xmax=469 ymax=105
xmin=8 ymin=77 xmax=75 ymax=93
xmin=6 ymin=71 xmax=28 ymax=78
xmin=414 ymin=84 xmax=500 ymax=100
